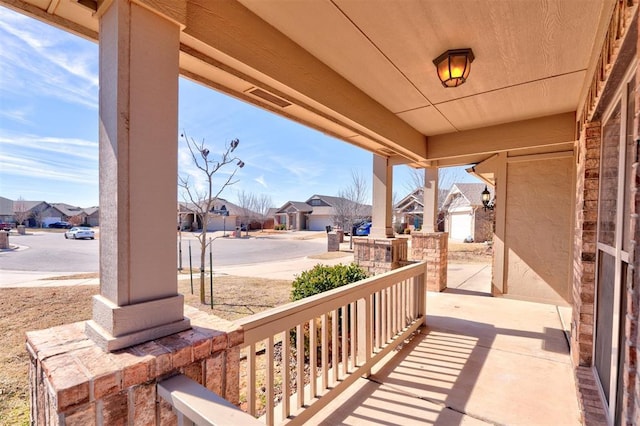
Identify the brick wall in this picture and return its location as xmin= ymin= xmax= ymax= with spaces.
xmin=410 ymin=233 xmax=448 ymax=292
xmin=28 ymin=306 xmax=242 ymax=425
xmin=353 ymin=237 xmax=408 ymax=275
xmin=571 ymin=121 xmax=600 ymax=367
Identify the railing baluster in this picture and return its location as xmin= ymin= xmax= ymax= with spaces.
xmin=381 ymin=288 xmax=387 ymax=344
xmin=341 ymin=305 xmax=348 ymax=377
xmin=375 ymin=291 xmax=381 ymax=350
xmin=322 ymin=313 xmax=329 ymax=390
xmin=310 ymin=318 xmax=317 ymax=398
xmin=392 ymin=283 xmax=398 ymax=335
xmin=266 ymin=336 xmax=274 ymax=426
xmin=349 ymin=302 xmax=356 ymax=370
xmin=296 ymin=323 xmax=304 ymax=409
xmin=332 ymin=309 xmax=338 ymax=384
xmin=247 ymin=344 xmax=256 ymax=416
xmin=401 ymin=279 xmax=407 ymax=328
xmin=386 ymin=288 xmax=391 ymax=342
xmin=282 ymin=329 xmax=290 ymax=420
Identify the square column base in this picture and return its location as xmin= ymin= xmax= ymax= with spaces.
xmin=353 ymin=237 xmax=408 ymax=275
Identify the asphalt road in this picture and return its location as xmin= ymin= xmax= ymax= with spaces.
xmin=0 ymin=230 xmax=329 ymax=273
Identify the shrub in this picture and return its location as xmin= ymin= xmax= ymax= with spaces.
xmin=291 ymin=263 xmax=368 ymax=301
xmin=404 ymin=228 xmax=411 ymax=235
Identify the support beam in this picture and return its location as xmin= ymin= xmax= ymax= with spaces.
xmin=427 ymin=112 xmax=576 ymax=161
xmin=491 ymin=153 xmax=508 ymax=296
xmin=85 ymin=0 xmax=189 ymax=351
xmin=422 ymin=167 xmax=438 ymax=233
xmin=370 ymin=154 xmax=394 ymax=238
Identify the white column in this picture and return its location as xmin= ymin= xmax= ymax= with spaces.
xmin=370 ymin=154 xmax=394 ymax=238
xmin=85 ymin=0 xmax=190 ymax=351
xmin=422 ymin=166 xmax=439 ymax=233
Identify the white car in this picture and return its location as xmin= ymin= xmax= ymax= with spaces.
xmin=64 ymin=227 xmax=95 ymax=240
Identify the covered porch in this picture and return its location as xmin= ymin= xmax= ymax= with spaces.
xmin=4 ymin=0 xmax=639 ymax=424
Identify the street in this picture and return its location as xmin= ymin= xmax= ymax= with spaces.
xmin=0 ymin=230 xmax=330 ymax=273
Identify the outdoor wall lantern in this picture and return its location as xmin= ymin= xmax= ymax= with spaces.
xmin=481 ymin=185 xmax=494 ymax=211
xmin=433 ymin=48 xmax=475 ymax=88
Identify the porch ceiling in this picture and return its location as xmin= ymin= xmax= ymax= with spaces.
xmin=3 ymin=0 xmax=614 ymax=166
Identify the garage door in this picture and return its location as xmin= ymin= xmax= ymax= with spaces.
xmin=450 ymin=213 xmax=472 ymax=241
xmin=307 ymin=216 xmax=332 ymax=231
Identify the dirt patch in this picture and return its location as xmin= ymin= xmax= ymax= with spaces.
xmin=0 ymin=275 xmax=294 ymax=424
xmin=306 ymin=251 xmax=352 ymax=260
xmin=0 ymin=286 xmax=95 ymax=426
xmin=448 ymin=242 xmax=493 ymax=263
xmin=39 ymin=272 xmax=100 ymax=280
xmin=178 ymin=274 xmax=293 ymax=321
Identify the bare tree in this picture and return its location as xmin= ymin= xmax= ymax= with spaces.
xmin=333 ymin=171 xmax=369 ymax=234
xmin=253 ymin=193 xmax=273 ymax=231
xmin=178 ymin=131 xmax=244 ymax=304
xmin=236 ymin=190 xmax=256 ymax=236
xmin=13 ymin=196 xmax=29 ymax=226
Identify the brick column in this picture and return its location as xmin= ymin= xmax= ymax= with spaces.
xmin=28 ymin=306 xmax=241 ymax=425
xmin=570 ymin=121 xmax=600 ymax=367
xmin=410 ymin=233 xmax=448 ymax=292
xmin=353 ymin=237 xmax=408 ymax=275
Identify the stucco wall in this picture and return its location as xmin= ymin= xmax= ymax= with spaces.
xmin=505 ymin=157 xmax=573 ymax=305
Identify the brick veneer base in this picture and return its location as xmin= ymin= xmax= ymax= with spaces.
xmin=353 ymin=237 xmax=408 ymax=275
xmin=28 ymin=305 xmax=242 ymax=425
xmin=410 ymin=233 xmax=448 ymax=292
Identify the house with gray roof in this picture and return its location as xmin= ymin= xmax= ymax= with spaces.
xmin=275 ymin=194 xmax=371 ymax=231
xmin=441 ymin=183 xmax=494 ymax=242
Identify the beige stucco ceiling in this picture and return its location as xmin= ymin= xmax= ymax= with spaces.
xmin=1 ymin=0 xmax=617 ymax=166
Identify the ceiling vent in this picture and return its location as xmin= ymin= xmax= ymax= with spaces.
xmin=246 ymin=88 xmax=292 ymax=108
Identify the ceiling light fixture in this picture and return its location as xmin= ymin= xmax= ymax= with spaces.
xmin=433 ymin=48 xmax=475 ymax=88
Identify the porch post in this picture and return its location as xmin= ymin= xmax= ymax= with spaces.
xmin=370 ymin=154 xmax=394 ymax=238
xmin=423 ymin=166 xmax=438 ymax=233
xmin=85 ymin=0 xmax=190 ymax=351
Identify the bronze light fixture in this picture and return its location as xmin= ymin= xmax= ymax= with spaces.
xmin=433 ymin=48 xmax=475 ymax=88
xmin=481 ymin=185 xmax=494 ymax=211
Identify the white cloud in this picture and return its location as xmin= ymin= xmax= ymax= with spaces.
xmin=0 ymin=7 xmax=98 ymax=109
xmin=254 ymin=175 xmax=267 ymax=188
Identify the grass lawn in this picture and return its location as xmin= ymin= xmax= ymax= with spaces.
xmin=0 ymin=274 xmax=292 ymax=425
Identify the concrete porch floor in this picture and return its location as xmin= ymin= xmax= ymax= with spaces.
xmin=311 ymin=272 xmax=581 ymax=425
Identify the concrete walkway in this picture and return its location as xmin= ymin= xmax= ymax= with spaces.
xmin=313 ymin=290 xmax=581 ymax=426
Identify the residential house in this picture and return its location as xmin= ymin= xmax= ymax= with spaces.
xmin=51 ymin=202 xmax=88 ymax=225
xmin=274 ymin=201 xmax=311 ymax=230
xmin=20 ymin=201 xmax=58 ymax=227
xmin=179 ymin=198 xmax=246 ymax=232
xmin=0 ymin=196 xmax=13 ymax=224
xmin=82 ymin=206 xmax=100 ymax=227
xmin=394 ymin=188 xmax=447 ymax=232
xmin=441 ymin=183 xmax=494 ymax=242
xmin=13 ymin=1 xmax=640 ymax=424
xmin=276 ymin=194 xmax=371 ymax=231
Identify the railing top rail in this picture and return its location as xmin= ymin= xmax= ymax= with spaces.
xmin=235 ymin=261 xmax=426 ymax=345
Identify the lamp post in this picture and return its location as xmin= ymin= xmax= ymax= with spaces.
xmin=481 ymin=185 xmax=494 ymax=211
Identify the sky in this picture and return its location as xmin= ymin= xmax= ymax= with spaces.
xmin=0 ymin=6 xmax=478 ymax=209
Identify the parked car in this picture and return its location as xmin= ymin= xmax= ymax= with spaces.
xmin=355 ymin=221 xmax=372 ymax=236
xmin=64 ymin=227 xmax=95 ymax=240
xmin=49 ymin=221 xmax=72 ymax=229
xmin=0 ymin=222 xmax=13 ymax=231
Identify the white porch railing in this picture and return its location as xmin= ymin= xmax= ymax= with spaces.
xmin=236 ymin=261 xmax=427 ymax=425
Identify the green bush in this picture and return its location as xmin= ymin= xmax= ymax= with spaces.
xmin=291 ymin=263 xmax=368 ymax=301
